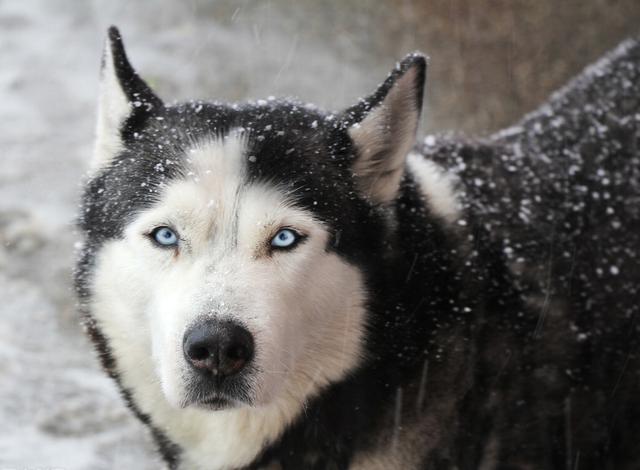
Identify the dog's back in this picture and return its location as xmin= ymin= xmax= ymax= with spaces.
xmin=418 ymin=37 xmax=640 ymax=468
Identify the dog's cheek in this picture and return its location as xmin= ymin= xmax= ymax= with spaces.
xmin=290 ymin=253 xmax=368 ymax=384
xmin=89 ymin=241 xmax=166 ymax=404
xmin=255 ymin=309 xmax=308 ymax=405
xmin=247 ymin=251 xmax=366 ymax=405
xmin=93 ymin=234 xmax=197 ymax=407
xmin=91 ymin=240 xmax=157 ymax=335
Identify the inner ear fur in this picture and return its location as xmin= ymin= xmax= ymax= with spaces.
xmin=343 ymin=54 xmax=426 ymax=204
xmin=92 ymin=26 xmax=162 ymax=172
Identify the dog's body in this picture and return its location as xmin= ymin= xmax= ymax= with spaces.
xmin=76 ymin=28 xmax=640 ymax=469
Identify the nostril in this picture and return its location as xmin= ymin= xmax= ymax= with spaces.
xmin=219 ymin=325 xmax=254 ymax=376
xmin=226 ymin=344 xmax=249 ymax=362
xmin=188 ymin=344 xmax=210 ymax=362
xmin=183 ymin=327 xmax=219 ymax=370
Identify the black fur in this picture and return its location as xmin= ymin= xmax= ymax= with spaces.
xmin=76 ymin=28 xmax=640 ymax=469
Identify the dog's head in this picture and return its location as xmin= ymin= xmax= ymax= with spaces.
xmin=79 ymin=27 xmax=425 ymax=413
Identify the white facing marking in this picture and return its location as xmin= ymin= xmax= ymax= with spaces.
xmin=88 ymin=132 xmax=368 ymax=469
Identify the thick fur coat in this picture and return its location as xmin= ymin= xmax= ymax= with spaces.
xmin=76 ymin=28 xmax=640 ymax=469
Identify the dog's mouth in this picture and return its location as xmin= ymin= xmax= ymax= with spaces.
xmin=195 ymin=395 xmax=233 ymax=410
xmin=177 ymin=359 xmax=257 ymax=410
xmin=180 ymin=390 xmax=250 ymax=411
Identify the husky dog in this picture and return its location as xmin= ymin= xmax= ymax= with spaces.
xmin=76 ymin=27 xmax=640 ymax=469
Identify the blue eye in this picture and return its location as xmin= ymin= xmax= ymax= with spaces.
xmin=271 ymin=229 xmax=300 ymax=249
xmin=151 ymin=226 xmax=179 ymax=247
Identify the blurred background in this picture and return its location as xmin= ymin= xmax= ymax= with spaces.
xmin=1 ymin=0 xmax=639 ymax=468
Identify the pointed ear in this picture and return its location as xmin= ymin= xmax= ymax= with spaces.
xmin=92 ymin=26 xmax=162 ymax=171
xmin=342 ymin=53 xmax=426 ymax=204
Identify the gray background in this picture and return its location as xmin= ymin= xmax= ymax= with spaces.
xmin=1 ymin=1 xmax=639 ymax=467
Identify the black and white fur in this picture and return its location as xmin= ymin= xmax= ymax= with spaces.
xmin=76 ymin=27 xmax=640 ymax=469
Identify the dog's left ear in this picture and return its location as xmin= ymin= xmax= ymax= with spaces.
xmin=93 ymin=26 xmax=163 ymax=171
xmin=342 ymin=53 xmax=426 ymax=204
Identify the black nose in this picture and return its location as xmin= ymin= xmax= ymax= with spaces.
xmin=183 ymin=319 xmax=254 ymax=378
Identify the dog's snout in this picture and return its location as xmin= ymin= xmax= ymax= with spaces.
xmin=183 ymin=320 xmax=254 ymax=378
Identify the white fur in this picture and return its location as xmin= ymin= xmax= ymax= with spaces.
xmin=92 ymin=39 xmax=131 ymax=173
xmin=89 ymin=135 xmax=367 ymax=469
xmin=407 ymin=152 xmax=460 ymax=223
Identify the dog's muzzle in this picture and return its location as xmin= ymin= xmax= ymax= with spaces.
xmin=180 ymin=318 xmax=256 ymax=409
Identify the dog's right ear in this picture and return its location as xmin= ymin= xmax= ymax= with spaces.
xmin=93 ymin=26 xmax=163 ymax=171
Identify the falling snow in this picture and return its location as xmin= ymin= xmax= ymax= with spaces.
xmin=1 ymin=1 xmax=639 ymax=468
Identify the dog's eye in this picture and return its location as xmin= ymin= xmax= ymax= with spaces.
xmin=271 ymin=229 xmax=300 ymax=250
xmin=150 ymin=226 xmax=179 ymax=247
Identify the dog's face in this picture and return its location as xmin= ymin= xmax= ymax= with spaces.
xmin=78 ymin=28 xmax=425 ymax=415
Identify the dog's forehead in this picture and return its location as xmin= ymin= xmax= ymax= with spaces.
xmin=82 ymin=100 xmax=375 ymax=251
xmin=128 ymin=101 xmax=345 ymax=190
xmin=157 ymin=132 xmax=298 ymax=224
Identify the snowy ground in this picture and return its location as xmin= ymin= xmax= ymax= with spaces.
xmin=1 ymin=1 xmax=637 ymax=468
